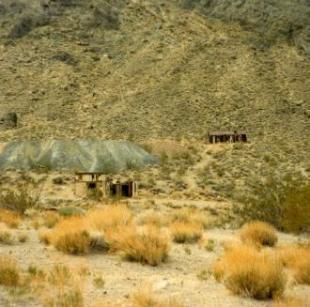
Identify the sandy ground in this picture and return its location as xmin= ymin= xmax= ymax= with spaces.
xmin=0 ymin=203 xmax=309 ymax=307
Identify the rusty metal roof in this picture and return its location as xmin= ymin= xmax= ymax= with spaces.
xmin=208 ymin=131 xmax=247 ymax=136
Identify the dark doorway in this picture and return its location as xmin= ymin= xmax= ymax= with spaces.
xmin=87 ymin=182 xmax=97 ymax=190
xmin=110 ymin=184 xmax=117 ymax=196
xmin=121 ymin=184 xmax=131 ymax=197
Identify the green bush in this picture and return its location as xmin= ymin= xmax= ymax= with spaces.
xmin=0 ymin=186 xmax=38 ymax=214
xmin=233 ymin=173 xmax=309 ymax=232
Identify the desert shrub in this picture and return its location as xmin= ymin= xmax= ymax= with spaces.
xmin=0 ymin=224 xmax=13 ymax=244
xmin=51 ymin=52 xmax=78 ymax=66
xmin=86 ymin=205 xmax=132 ymax=232
xmin=204 ymin=239 xmax=216 ymax=252
xmin=39 ymin=229 xmax=52 ymax=245
xmin=240 ymin=221 xmax=278 ymax=247
xmin=0 ymin=187 xmax=37 ymax=214
xmin=90 ymin=4 xmax=121 ymax=30
xmin=170 ymin=208 xmax=213 ymax=229
xmin=46 ymin=265 xmax=84 ymax=307
xmin=48 ymin=265 xmax=72 ymax=286
xmin=41 ymin=215 xmax=110 ymax=254
xmin=0 ymin=255 xmax=20 ymax=287
xmin=9 ymin=13 xmax=49 ymax=39
xmin=46 ymin=217 xmax=91 ymax=254
xmin=278 ymin=245 xmax=310 ymax=285
xmin=88 ymin=231 xmax=110 ymax=252
xmin=55 ymin=230 xmax=90 ymax=255
xmin=137 ymin=211 xmax=169 ymax=228
xmin=275 ymin=297 xmax=309 ymax=307
xmin=281 ymin=184 xmax=310 ymax=233
xmin=93 ymin=275 xmax=105 ymax=288
xmin=197 ymin=269 xmax=211 ymax=281
xmin=113 ymin=226 xmax=170 ymax=266
xmin=212 ymin=246 xmax=286 ymax=300
xmin=132 ymin=290 xmax=184 ymax=307
xmin=43 ymin=211 xmax=61 ymax=228
xmin=170 ymin=221 xmax=202 ymax=243
xmin=234 ymin=173 xmax=309 ymax=232
xmin=0 ymin=208 xmax=20 ymax=228
xmin=18 ymin=233 xmax=28 ymax=243
xmin=58 ymin=207 xmax=85 ymax=217
xmin=55 ymin=287 xmax=84 ymax=307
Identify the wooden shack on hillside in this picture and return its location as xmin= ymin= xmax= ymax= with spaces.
xmin=208 ymin=131 xmax=248 ymax=144
xmin=74 ymin=172 xmax=137 ymax=198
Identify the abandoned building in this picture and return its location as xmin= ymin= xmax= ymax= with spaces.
xmin=74 ymin=172 xmax=137 ymax=198
xmin=208 ymin=131 xmax=248 ymax=144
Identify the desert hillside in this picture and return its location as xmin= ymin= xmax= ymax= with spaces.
xmin=0 ymin=0 xmax=309 ymax=141
xmin=0 ymin=2 xmax=309 ymax=307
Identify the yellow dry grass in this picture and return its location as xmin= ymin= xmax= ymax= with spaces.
xmin=0 ymin=208 xmax=20 ymax=228
xmin=40 ymin=206 xmax=171 ymax=264
xmin=41 ymin=265 xmax=84 ymax=307
xmin=240 ymin=221 xmax=278 ymax=247
xmin=170 ymin=221 xmax=203 ymax=243
xmin=86 ymin=205 xmax=133 ymax=232
xmin=274 ymin=296 xmax=309 ymax=307
xmin=212 ymin=245 xmax=286 ymax=300
xmin=137 ymin=211 xmax=169 ymax=228
xmin=112 ymin=226 xmax=170 ymax=266
xmin=170 ymin=208 xmax=212 ymax=229
xmin=43 ymin=211 xmax=61 ymax=228
xmin=0 ymin=223 xmax=13 ymax=244
xmin=0 ymin=255 xmax=20 ymax=287
xmin=41 ymin=216 xmax=90 ymax=254
xmin=277 ymin=244 xmax=310 ymax=285
xmin=132 ymin=290 xmax=185 ymax=307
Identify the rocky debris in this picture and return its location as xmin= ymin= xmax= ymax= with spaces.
xmin=51 ymin=52 xmax=78 ymax=65
xmin=0 ymin=140 xmax=157 ymax=172
xmin=0 ymin=112 xmax=17 ymax=130
xmin=8 ymin=13 xmax=50 ymax=39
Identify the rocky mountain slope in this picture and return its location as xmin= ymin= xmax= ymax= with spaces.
xmin=0 ymin=0 xmax=309 ymax=171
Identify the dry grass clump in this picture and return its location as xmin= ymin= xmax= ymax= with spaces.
xmin=86 ymin=205 xmax=133 ymax=232
xmin=113 ymin=226 xmax=170 ymax=266
xmin=42 ymin=217 xmax=91 ymax=254
xmin=0 ymin=223 xmax=13 ymax=244
xmin=274 ymin=297 xmax=309 ymax=307
xmin=213 ymin=245 xmax=286 ymax=300
xmin=171 ymin=208 xmax=213 ymax=229
xmin=0 ymin=255 xmax=20 ymax=287
xmin=0 ymin=208 xmax=20 ymax=228
xmin=39 ymin=206 xmax=170 ymax=264
xmin=43 ymin=211 xmax=61 ymax=228
xmin=43 ymin=265 xmax=84 ymax=307
xmin=132 ymin=290 xmax=184 ymax=307
xmin=55 ymin=229 xmax=91 ymax=255
xmin=137 ymin=211 xmax=169 ymax=228
xmin=42 ymin=206 xmax=131 ymax=255
xmin=18 ymin=233 xmax=28 ymax=243
xmin=278 ymin=244 xmax=310 ymax=285
xmin=170 ymin=221 xmax=203 ymax=243
xmin=240 ymin=221 xmax=278 ymax=247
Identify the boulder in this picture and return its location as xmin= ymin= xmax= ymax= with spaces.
xmin=0 ymin=112 xmax=17 ymax=130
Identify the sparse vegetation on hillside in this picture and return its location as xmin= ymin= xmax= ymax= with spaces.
xmin=0 ymin=186 xmax=37 ymax=214
xmin=233 ymin=173 xmax=310 ymax=232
